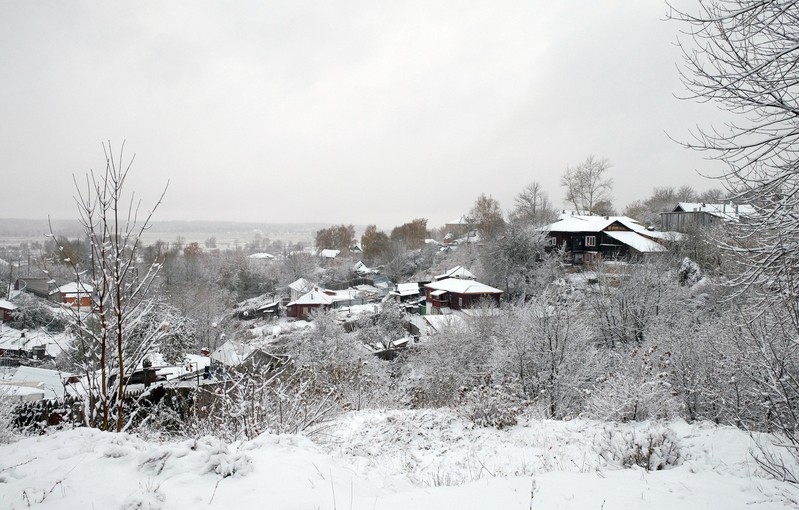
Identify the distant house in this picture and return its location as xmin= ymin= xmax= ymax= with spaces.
xmin=0 ymin=300 xmax=17 ymax=322
xmin=248 ymin=252 xmax=275 ymax=261
xmin=660 ymin=202 xmax=754 ymax=233
xmin=319 ymin=249 xmax=340 ymax=260
xmin=288 ymin=278 xmax=314 ymax=302
xmin=390 ymin=282 xmax=423 ymax=302
xmin=51 ymin=282 xmax=94 ymax=307
xmin=434 ymin=265 xmax=476 ymax=281
xmin=286 ymin=289 xmax=334 ymax=319
xmin=444 ymin=215 xmax=471 ymax=239
xmin=424 ymin=278 xmax=503 ymax=314
xmin=14 ymin=277 xmax=52 ymax=299
xmin=0 ymin=366 xmax=73 ymax=401
xmin=545 ymin=215 xmax=670 ymax=265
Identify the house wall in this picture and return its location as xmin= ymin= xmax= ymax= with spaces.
xmin=1 ymin=308 xmax=14 ymax=322
xmin=660 ymin=211 xmax=718 ymax=232
xmin=287 ymin=303 xmax=328 ymax=320
xmin=63 ymin=295 xmax=92 ymax=307
xmin=548 ymin=231 xmax=628 ymax=264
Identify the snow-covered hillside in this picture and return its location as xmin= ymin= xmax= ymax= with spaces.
xmin=1 ymin=409 xmax=796 ymax=510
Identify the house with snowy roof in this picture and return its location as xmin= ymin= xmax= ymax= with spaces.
xmin=288 ymin=278 xmax=314 ymax=301
xmin=50 ymin=282 xmax=94 ymax=307
xmin=389 ymin=282 xmax=423 ymax=303
xmin=424 ymin=278 xmax=503 ymax=314
xmin=545 ymin=215 xmax=670 ymax=265
xmin=660 ymin=202 xmax=754 ymax=233
xmin=434 ymin=265 xmax=476 ymax=281
xmin=286 ymin=288 xmax=334 ymax=319
xmin=0 ymin=300 xmax=17 ymax=322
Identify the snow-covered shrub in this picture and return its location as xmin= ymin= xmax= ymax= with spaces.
xmin=457 ymin=385 xmax=524 ymax=429
xmin=678 ymin=257 xmax=702 ymax=287
xmin=402 ymin=315 xmax=497 ymax=408
xmin=0 ymin=394 xmax=20 ymax=444
xmin=596 ymin=425 xmax=682 ymax=471
xmin=584 ymin=345 xmax=681 ymax=422
xmin=10 ymin=293 xmax=66 ymax=332
xmin=490 ymin=293 xmax=603 ymax=419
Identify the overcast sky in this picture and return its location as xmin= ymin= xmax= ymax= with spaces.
xmin=0 ymin=0 xmax=726 ymax=230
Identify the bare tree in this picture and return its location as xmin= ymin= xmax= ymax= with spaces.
xmin=511 ymin=181 xmax=557 ymax=226
xmin=467 ymin=193 xmax=505 ymax=241
xmin=52 ymin=142 xmax=168 ymax=431
xmin=673 ymin=1 xmax=799 ymax=482
xmin=560 ymin=155 xmax=613 ymax=215
xmin=673 ymin=1 xmax=799 ymax=290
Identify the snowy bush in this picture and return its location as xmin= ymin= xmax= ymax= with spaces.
xmin=596 ymin=425 xmax=682 ymax=471
xmin=10 ymin=293 xmax=66 ymax=332
xmin=0 ymin=394 xmax=20 ymax=444
xmin=457 ymin=385 xmax=524 ymax=429
xmin=584 ymin=345 xmax=681 ymax=422
xmin=678 ymin=257 xmax=702 ymax=287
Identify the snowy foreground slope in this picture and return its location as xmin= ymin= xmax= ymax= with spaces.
xmin=1 ymin=409 xmax=797 ymax=510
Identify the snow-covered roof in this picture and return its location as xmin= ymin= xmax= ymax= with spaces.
xmin=319 ymin=249 xmax=340 ymax=259
xmin=353 ymin=261 xmax=376 ymax=275
xmin=0 ymin=366 xmax=70 ymax=400
xmin=287 ymin=289 xmax=334 ymax=307
xmin=288 ymin=278 xmax=314 ymax=293
xmin=604 ymin=231 xmax=667 ymax=253
xmin=211 ymin=339 xmax=255 ymax=366
xmin=673 ymin=202 xmax=755 ymax=221
xmin=545 ymin=215 xmax=649 ymax=234
xmin=248 ymin=252 xmax=275 ymax=260
xmin=425 ymin=278 xmax=503 ymax=295
xmin=436 ymin=265 xmax=476 ymax=280
xmin=54 ymin=282 xmax=94 ymax=295
xmin=0 ymin=383 xmax=45 ymax=402
xmin=446 ymin=215 xmax=469 ymax=225
xmin=394 ymin=283 xmax=421 ymax=297
xmin=0 ymin=299 xmax=17 ymax=310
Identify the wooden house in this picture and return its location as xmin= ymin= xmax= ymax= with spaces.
xmin=434 ymin=265 xmax=476 ymax=281
xmin=286 ymin=289 xmax=334 ymax=319
xmin=0 ymin=300 xmax=17 ymax=322
xmin=660 ymin=202 xmax=754 ymax=233
xmin=51 ymin=282 xmax=94 ymax=307
xmin=288 ymin=278 xmax=314 ymax=302
xmin=545 ymin=215 xmax=669 ymax=265
xmin=424 ymin=278 xmax=503 ymax=314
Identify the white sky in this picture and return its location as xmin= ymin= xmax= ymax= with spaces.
xmin=0 ymin=0 xmax=726 ymax=230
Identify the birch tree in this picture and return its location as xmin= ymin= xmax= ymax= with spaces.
xmin=53 ymin=142 xmax=168 ymax=431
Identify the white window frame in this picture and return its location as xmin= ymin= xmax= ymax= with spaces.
xmin=585 ymin=235 xmax=597 ymax=247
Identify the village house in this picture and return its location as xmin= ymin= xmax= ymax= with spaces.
xmin=14 ymin=277 xmax=52 ymax=299
xmin=0 ymin=300 xmax=17 ymax=322
xmin=389 ymin=282 xmax=423 ymax=302
xmin=287 ymin=278 xmax=314 ymax=302
xmin=424 ymin=278 xmax=503 ymax=314
xmin=286 ymin=288 xmax=334 ymax=319
xmin=50 ymin=282 xmax=94 ymax=307
xmin=545 ymin=215 xmax=670 ymax=265
xmin=660 ymin=202 xmax=754 ymax=233
xmin=434 ymin=265 xmax=476 ymax=281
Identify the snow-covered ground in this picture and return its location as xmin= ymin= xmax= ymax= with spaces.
xmin=0 ymin=409 xmax=796 ymax=509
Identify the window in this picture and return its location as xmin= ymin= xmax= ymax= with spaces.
xmin=585 ymin=235 xmax=596 ymax=247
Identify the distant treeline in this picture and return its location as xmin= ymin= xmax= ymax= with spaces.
xmin=0 ymin=219 xmax=342 ymax=239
